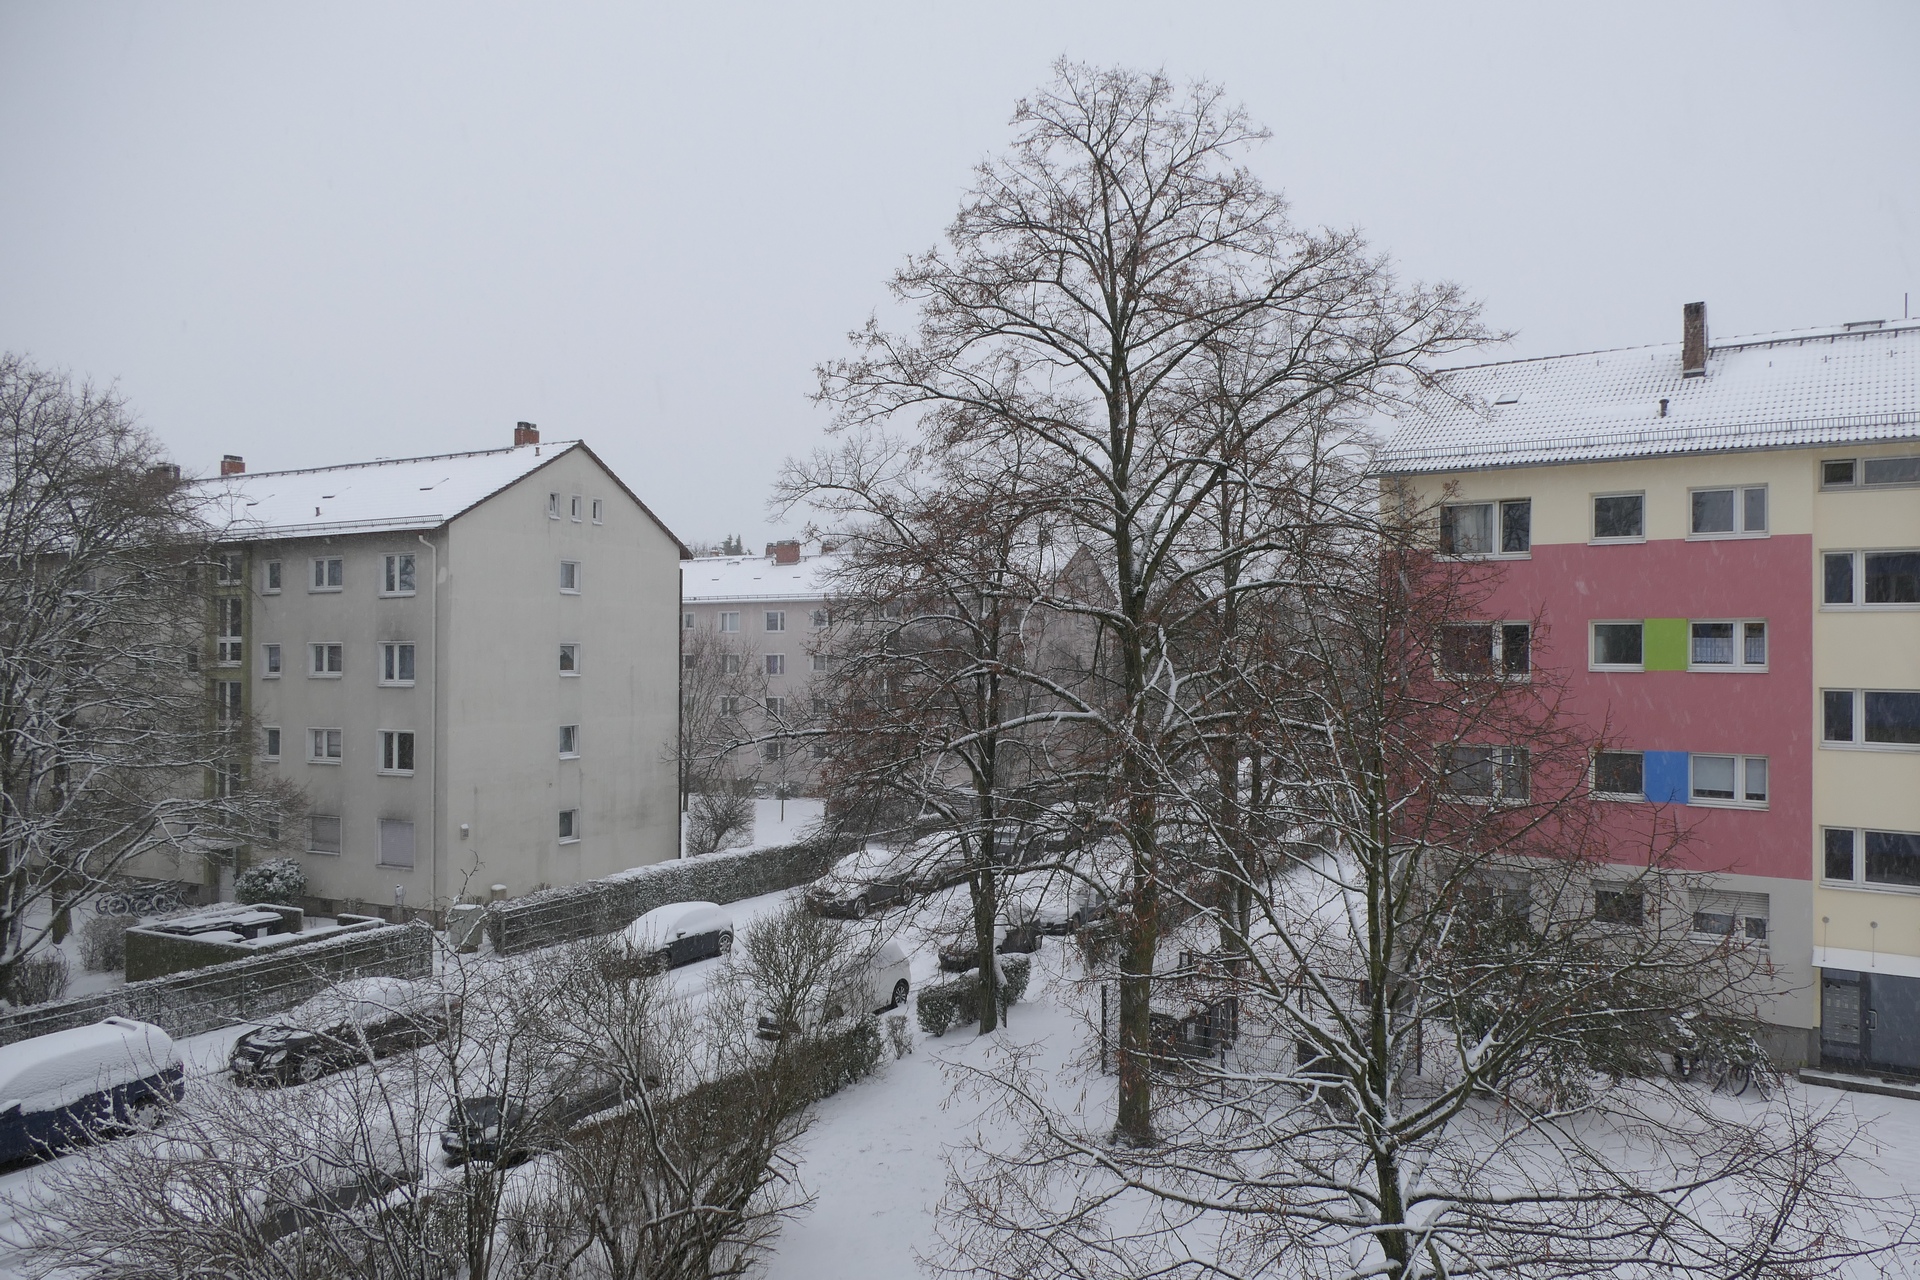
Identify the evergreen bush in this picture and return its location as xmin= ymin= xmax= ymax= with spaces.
xmin=235 ymin=857 xmax=307 ymax=905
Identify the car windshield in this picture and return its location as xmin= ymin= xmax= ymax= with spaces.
xmin=456 ymin=1097 xmax=504 ymax=1127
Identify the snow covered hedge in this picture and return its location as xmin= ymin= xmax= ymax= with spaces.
xmin=234 ymin=858 xmax=307 ymax=906
xmin=916 ymin=955 xmax=1031 ymax=1036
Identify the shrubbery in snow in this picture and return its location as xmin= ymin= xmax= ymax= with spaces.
xmin=917 ymin=955 xmax=1029 ymax=1036
xmin=79 ymin=914 xmax=138 ymax=972
xmin=7 ymin=947 xmax=70 ymax=1006
xmin=234 ymin=857 xmax=307 ymax=905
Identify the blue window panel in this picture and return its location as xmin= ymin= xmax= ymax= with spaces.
xmin=1644 ymin=751 xmax=1690 ymax=804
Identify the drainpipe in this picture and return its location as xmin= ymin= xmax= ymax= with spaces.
xmin=418 ymin=533 xmax=440 ymax=921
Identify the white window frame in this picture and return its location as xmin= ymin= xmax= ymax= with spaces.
xmin=1590 ymin=749 xmax=1646 ymax=801
xmin=1822 ymin=826 xmax=1920 ymax=892
xmin=379 ymin=729 xmax=416 ymax=775
xmin=559 ymin=560 xmax=581 ymax=594
xmin=215 ymin=597 xmax=244 ymax=666
xmin=216 ymin=552 xmax=244 ymax=585
xmin=215 ymin=679 xmax=243 ymax=724
xmin=764 ymin=696 xmax=784 ymax=718
xmin=381 ymin=553 xmax=417 ymax=597
xmin=558 ymin=809 xmax=580 ymax=844
xmin=591 ymin=498 xmax=604 ymax=524
xmin=1686 ymin=619 xmax=1768 ymax=672
xmin=765 ymin=610 xmax=786 ymax=632
xmin=308 ymin=814 xmax=343 ymax=856
xmin=1686 ymin=485 xmax=1769 ymax=539
xmin=559 ymin=643 xmax=581 ymax=676
xmin=262 ymin=560 xmax=282 ymax=594
xmin=1440 ymin=744 xmax=1530 ymax=804
xmin=1436 ymin=621 xmax=1532 ymax=680
xmin=309 ymin=642 xmax=344 ymax=678
xmin=1822 ymin=688 xmax=1920 ymax=752
xmin=811 ymin=653 xmax=829 ymax=673
xmin=310 ymin=557 xmax=344 ymax=592
xmin=1589 ymin=620 xmax=1646 ymax=672
xmin=765 ymin=653 xmax=786 ymax=676
xmin=1688 ymin=753 xmax=1768 ymax=809
xmin=262 ymin=726 xmax=281 ymax=761
xmin=1592 ymin=882 xmax=1647 ymax=929
xmin=1437 ymin=498 xmax=1532 ymax=559
xmin=1821 ymin=549 xmax=1920 ymax=610
xmin=380 ymin=642 xmax=416 ymax=687
xmin=262 ymin=643 xmax=282 ymax=678
xmin=378 ymin=818 xmax=415 ymax=869
xmin=1689 ymin=888 xmax=1769 ymax=946
xmin=810 ymin=608 xmax=830 ymax=630
xmin=559 ymin=724 xmax=580 ymax=758
xmin=548 ymin=492 xmax=561 ymax=520
xmin=1590 ymin=491 xmax=1647 ymax=544
xmin=682 ymin=612 xmax=695 ymax=631
xmin=718 ymin=612 xmax=740 ymax=633
xmin=720 ymin=695 xmax=741 ymax=715
xmin=308 ymin=727 xmax=343 ymax=764
xmin=1823 ymin=454 xmax=1920 ymax=490
xmin=569 ymin=494 xmax=583 ymax=522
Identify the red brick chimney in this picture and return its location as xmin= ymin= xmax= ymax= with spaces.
xmin=771 ymin=540 xmax=802 ymax=565
xmin=514 ymin=421 xmax=540 ymax=447
xmin=220 ymin=455 xmax=245 ymax=476
xmin=1682 ymin=302 xmax=1708 ymax=377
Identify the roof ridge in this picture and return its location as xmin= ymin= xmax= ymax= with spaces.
xmin=1433 ymin=319 xmax=1920 ymax=376
xmin=219 ymin=441 xmax=581 ymax=481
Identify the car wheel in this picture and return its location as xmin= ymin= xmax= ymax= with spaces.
xmin=852 ymin=896 xmax=869 ymax=919
xmin=898 ymin=885 xmax=915 ymax=907
xmin=294 ymin=1056 xmax=327 ymax=1085
xmin=126 ymin=1097 xmax=165 ymax=1131
xmin=652 ymin=949 xmax=673 ymax=974
xmin=891 ymin=979 xmax=910 ymax=1010
xmin=716 ymin=930 xmax=734 ymax=955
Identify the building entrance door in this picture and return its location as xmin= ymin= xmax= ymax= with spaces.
xmin=1869 ymin=973 xmax=1920 ymax=1075
xmin=1822 ymin=972 xmax=1864 ymax=1067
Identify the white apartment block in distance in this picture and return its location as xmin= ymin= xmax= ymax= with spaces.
xmin=681 ymin=541 xmax=840 ymax=792
xmin=200 ymin=424 xmax=687 ymax=913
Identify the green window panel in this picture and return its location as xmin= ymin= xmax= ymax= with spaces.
xmin=1644 ymin=618 xmax=1688 ymax=671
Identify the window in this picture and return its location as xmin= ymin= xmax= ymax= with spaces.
xmin=185 ymin=648 xmax=199 ymax=673
xmin=559 ymin=809 xmax=580 ymax=843
xmin=559 ymin=643 xmax=580 ymax=674
xmin=263 ymin=726 xmax=281 ymax=760
xmin=310 ymin=643 xmax=344 ymax=676
xmin=1824 ymin=550 xmax=1920 ymax=606
xmin=1594 ymin=885 xmax=1644 ymax=927
xmin=1437 ymin=622 xmax=1530 ymax=677
xmin=1824 ymin=827 xmax=1920 ymax=889
xmin=1441 ymin=744 xmax=1529 ymax=801
xmin=721 ymin=653 xmax=743 ymax=675
xmin=379 ymin=730 xmax=415 ymax=774
xmin=1688 ymin=620 xmax=1767 ymax=670
xmin=548 ymin=493 xmax=560 ymax=519
xmin=216 ymin=598 xmax=243 ymax=665
xmin=1592 ymin=493 xmax=1645 ymax=541
xmin=811 ymin=653 xmax=829 ymax=673
xmin=683 ymin=612 xmax=695 ymax=630
xmin=765 ymin=654 xmax=786 ymax=676
xmin=262 ymin=643 xmax=282 ymax=677
xmin=1691 ymin=890 xmax=1768 ymax=943
xmin=812 ymin=742 xmax=828 ymax=759
xmin=1592 ymin=750 xmax=1644 ymax=799
xmin=263 ymin=560 xmax=282 ymax=593
xmin=559 ymin=561 xmax=581 ymax=593
xmin=311 ymin=557 xmax=343 ymax=591
xmin=569 ymin=495 xmax=583 ymax=522
xmin=720 ymin=696 xmax=742 ymax=715
xmin=764 ymin=696 xmax=784 ymax=717
xmin=559 ymin=724 xmax=579 ymax=757
xmin=1689 ymin=486 xmax=1768 ymax=537
xmin=718 ymin=612 xmax=740 ymax=633
xmin=1689 ymin=754 xmax=1767 ymax=807
xmin=1824 ymin=455 xmax=1920 ymax=489
xmin=683 ymin=653 xmax=697 ymax=670
xmin=216 ymin=552 xmax=243 ymax=585
xmin=379 ymin=819 xmax=415 ymax=868
xmin=1823 ymin=689 xmax=1920 ymax=748
xmin=761 ymin=740 xmax=784 ymax=762
xmin=765 ymin=610 xmax=786 ymax=632
xmin=382 ymin=554 xmax=417 ymax=596
xmin=1436 ymin=500 xmax=1531 ymax=556
xmin=309 ymin=814 xmax=342 ymax=855
xmin=215 ymin=679 xmax=243 ymax=724
xmin=811 ymin=609 xmax=830 ymax=630
xmin=308 ymin=728 xmax=343 ymax=763
xmin=379 ymin=642 xmax=416 ymax=685
xmin=1591 ymin=622 xmax=1644 ymax=669
xmin=591 ymin=498 xmax=603 ymax=524
xmin=812 ymin=696 xmax=828 ymax=714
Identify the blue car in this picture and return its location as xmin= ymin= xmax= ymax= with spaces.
xmin=0 ymin=1017 xmax=184 ymax=1165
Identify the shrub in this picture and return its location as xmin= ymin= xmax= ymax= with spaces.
xmin=235 ymin=857 xmax=307 ymax=906
xmin=916 ymin=958 xmax=1031 ymax=1036
xmin=808 ymin=1016 xmax=883 ymax=1098
xmin=80 ymin=913 xmax=138 ymax=972
xmin=8 ymin=948 xmax=71 ymax=1006
xmin=999 ymin=954 xmax=1032 ymax=1005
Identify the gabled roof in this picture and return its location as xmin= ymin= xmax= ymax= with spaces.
xmin=200 ymin=440 xmax=686 ymax=553
xmin=1379 ymin=318 xmax=1920 ymax=475
xmin=681 ymin=553 xmax=843 ymax=604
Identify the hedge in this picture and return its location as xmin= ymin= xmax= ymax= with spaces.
xmin=916 ymin=955 xmax=1031 ymax=1036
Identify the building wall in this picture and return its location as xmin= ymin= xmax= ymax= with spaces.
xmin=681 ymin=576 xmax=833 ymax=791
xmin=440 ymin=448 xmax=682 ymax=897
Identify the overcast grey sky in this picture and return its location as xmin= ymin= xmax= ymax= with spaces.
xmin=2 ymin=3 xmax=1914 ymax=549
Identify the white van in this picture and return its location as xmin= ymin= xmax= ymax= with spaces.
xmin=757 ymin=938 xmax=913 ymax=1039
xmin=0 ymin=1017 xmax=183 ymax=1163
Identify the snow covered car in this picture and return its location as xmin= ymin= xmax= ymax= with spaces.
xmin=805 ymin=846 xmax=917 ymax=918
xmin=1000 ymin=875 xmax=1112 ymax=936
xmin=614 ymin=901 xmax=734 ymax=974
xmin=757 ymin=938 xmax=913 ymax=1039
xmin=440 ymin=1095 xmax=534 ymax=1165
xmin=0 ymin=1017 xmax=183 ymax=1164
xmin=228 ymin=977 xmax=461 ymax=1086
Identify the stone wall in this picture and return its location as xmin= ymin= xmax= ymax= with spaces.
xmin=0 ymin=920 xmax=433 ymax=1048
xmin=486 ymin=839 xmax=846 ymax=956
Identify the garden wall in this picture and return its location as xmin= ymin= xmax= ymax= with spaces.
xmin=485 ymin=838 xmax=847 ymax=956
xmin=0 ymin=920 xmax=433 ymax=1048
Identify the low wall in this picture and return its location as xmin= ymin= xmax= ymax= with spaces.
xmin=124 ymin=911 xmax=384 ymax=983
xmin=486 ymin=839 xmax=847 ymax=957
xmin=0 ymin=921 xmax=433 ymax=1048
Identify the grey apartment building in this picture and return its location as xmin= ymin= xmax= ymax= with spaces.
xmin=180 ymin=427 xmax=686 ymax=912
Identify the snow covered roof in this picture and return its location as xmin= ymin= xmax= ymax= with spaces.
xmin=682 ymin=552 xmax=843 ymax=603
xmin=1379 ymin=318 xmax=1920 ymax=475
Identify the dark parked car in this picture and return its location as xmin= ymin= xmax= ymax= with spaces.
xmin=0 ymin=1018 xmax=183 ymax=1165
xmin=805 ymin=846 xmax=918 ymax=918
xmin=611 ymin=901 xmax=734 ymax=975
xmin=229 ymin=977 xmax=460 ymax=1087
xmin=440 ymin=1096 xmax=534 ymax=1165
xmin=937 ymin=925 xmax=1043 ymax=973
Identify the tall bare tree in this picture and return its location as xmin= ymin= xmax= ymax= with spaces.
xmin=816 ymin=63 xmax=1488 ymax=1140
xmin=0 ymin=354 xmax=297 ymax=1001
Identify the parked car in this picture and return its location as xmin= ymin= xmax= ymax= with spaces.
xmin=440 ymin=1095 xmax=534 ymax=1166
xmin=1001 ymin=875 xmax=1112 ymax=936
xmin=805 ymin=846 xmax=917 ymax=918
xmin=0 ymin=1017 xmax=183 ymax=1164
xmin=758 ymin=939 xmax=913 ymax=1039
xmin=440 ymin=1068 xmax=642 ymax=1165
xmin=615 ymin=901 xmax=734 ymax=974
xmin=937 ymin=923 xmax=1044 ymax=973
xmin=229 ymin=977 xmax=461 ymax=1087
